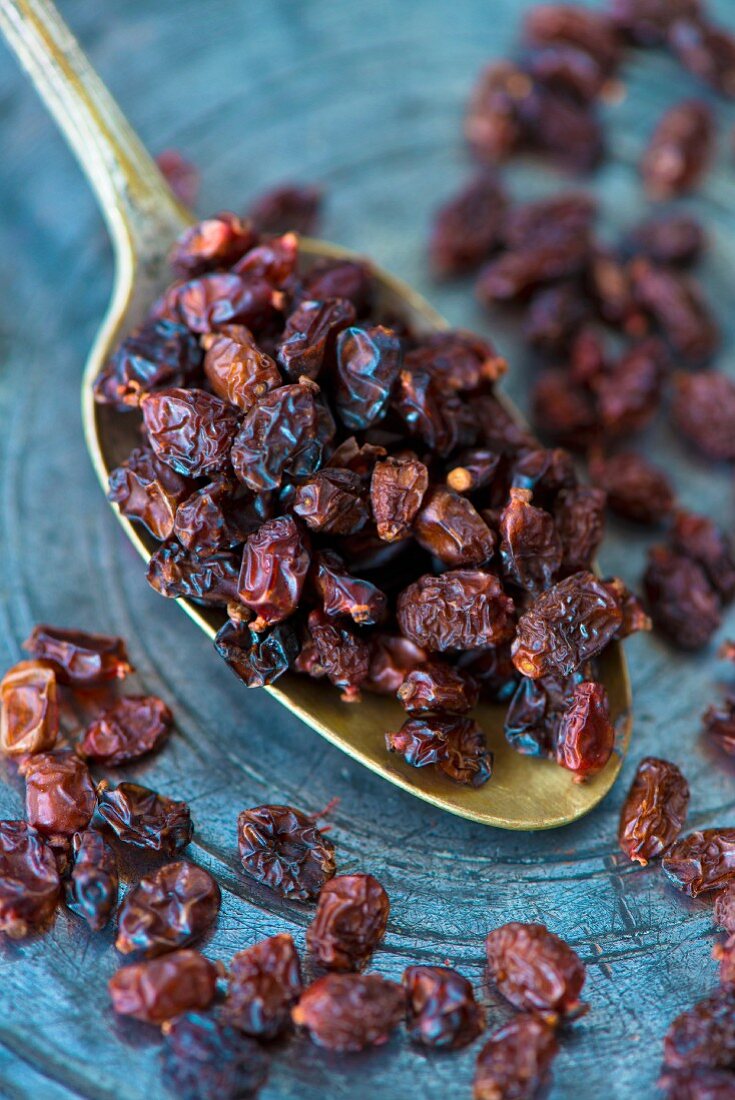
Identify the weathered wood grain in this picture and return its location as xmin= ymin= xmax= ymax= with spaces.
xmin=0 ymin=0 xmax=735 ymax=1096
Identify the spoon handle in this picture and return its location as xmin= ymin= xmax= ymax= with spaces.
xmin=0 ymin=0 xmax=191 ymax=260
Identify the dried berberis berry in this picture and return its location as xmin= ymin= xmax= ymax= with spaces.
xmin=213 ymin=619 xmax=299 ymax=687
xmin=669 ymin=19 xmax=735 ymax=99
xmin=238 ymin=516 xmax=310 ymax=631
xmin=79 ymin=695 xmax=172 ymax=766
xmin=447 ymin=448 xmax=502 ymax=494
xmin=370 ymin=455 xmax=429 ymax=542
xmin=161 ymin=1011 xmax=269 ymax=1100
xmin=473 ymin=1013 xmax=559 ymax=1100
xmin=0 ymin=820 xmax=60 ymax=937
xmin=644 ymin=545 xmax=721 ymax=650
xmin=704 ymin=696 xmax=735 ymax=757
xmin=305 ymin=608 xmax=370 ymax=702
xmin=618 ymin=757 xmax=690 ymax=865
xmin=499 ymin=487 xmax=562 ymax=593
xmin=504 ymin=670 xmax=579 ymax=758
xmin=109 ymin=949 xmax=219 ymax=1025
xmin=628 ymin=212 xmax=705 ymax=267
xmin=523 ymin=281 xmax=590 ymax=355
xmin=364 ymin=634 xmax=428 ymax=696
xmin=202 ymin=325 xmax=281 ymax=410
xmin=147 ymin=540 xmax=240 ymax=606
xmin=65 ymin=829 xmax=118 ymax=931
xmin=94 ymin=782 xmax=193 ymax=855
xmin=588 ymin=451 xmax=675 ymax=525
xmin=630 ymin=263 xmax=719 ymax=365
xmin=662 ymin=830 xmax=735 ymax=897
xmin=404 ymin=330 xmax=506 ymax=393
xmin=404 ymin=965 xmax=484 ymax=1050
xmin=292 ymin=468 xmax=368 ymax=535
xmin=554 ymin=486 xmax=606 ymax=575
xmin=94 ymin=319 xmax=202 ymax=410
xmin=554 ymin=680 xmax=614 ymax=779
xmin=398 ymin=570 xmax=515 ymax=651
xmin=23 ymin=625 xmax=132 ymax=688
xmin=141 ymin=388 xmax=239 ymax=478
xmin=663 ymin=988 xmax=735 ymax=1071
xmin=715 ymin=885 xmax=735 ymax=934
xmin=531 ymin=369 xmax=599 ymax=450
xmin=334 ymin=325 xmax=402 ymax=430
xmin=292 ymin=973 xmax=404 ymax=1052
xmin=0 ymin=660 xmax=59 ymax=756
xmin=23 ymin=752 xmax=97 ymax=842
xmin=671 ymin=512 xmax=735 ymax=604
xmin=108 ymin=447 xmax=193 ymax=541
xmin=464 ymin=61 xmax=532 ymax=162
xmin=172 ymin=479 xmax=245 ymax=556
xmin=386 ymin=715 xmax=493 ymax=786
xmin=511 ymin=571 xmax=625 ymax=679
xmin=397 ymin=661 xmax=479 ymax=715
xmin=672 ymin=372 xmax=735 ymax=463
xmin=485 ymin=921 xmax=587 ymax=1017
xmin=306 ymin=873 xmax=389 ymax=970
xmin=413 ymin=486 xmax=496 ymax=567
xmin=116 ymin=861 xmax=220 ymax=958
xmin=641 ymin=100 xmax=714 ymax=199
xmin=237 ymin=804 xmax=335 ymax=901
xmin=429 ymin=171 xmax=507 ymax=276
xmin=231 ymin=380 xmax=325 ymax=492
xmin=247 ymin=180 xmax=323 ymax=235
xmin=170 ymin=212 xmax=256 ymax=277
xmin=277 ymin=298 xmax=355 ymax=382
xmin=314 ymin=551 xmax=387 ymax=625
xmin=301 ymin=258 xmax=374 ymax=315
xmin=223 ymin=933 xmax=302 ymax=1039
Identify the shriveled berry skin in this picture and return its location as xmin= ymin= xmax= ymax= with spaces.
xmin=202 ymin=325 xmax=281 ymax=409
xmin=147 ymin=540 xmax=240 ymax=606
xmin=397 ymin=661 xmax=479 ymax=715
xmin=65 ymin=830 xmax=118 ymax=931
xmin=554 ymin=681 xmax=614 ymax=779
xmin=334 ymin=325 xmax=402 ymax=430
xmin=618 ymin=757 xmax=690 ymax=865
xmin=94 ymin=782 xmax=193 ymax=855
xmin=404 ymin=965 xmax=484 ymax=1050
xmin=23 ymin=625 xmax=133 ymax=688
xmin=662 ymin=830 xmax=735 ymax=897
xmin=277 ymin=297 xmax=354 ymax=382
xmin=247 ymin=181 xmax=323 ymax=234
xmin=314 ymin=550 xmax=387 ymax=626
xmin=588 ymin=451 xmax=675 ymax=525
xmin=109 ymin=949 xmax=219 ymax=1025
xmin=306 ymin=873 xmax=389 ymax=971
xmin=413 ymin=486 xmax=496 ymax=568
xmin=108 ymin=446 xmax=192 ymax=540
xmin=386 ymin=715 xmax=493 ymax=787
xmin=0 ymin=661 xmax=59 ymax=756
xmin=213 ymin=619 xmax=298 ymax=688
xmin=141 ymin=388 xmax=239 ymax=478
xmin=672 ymin=372 xmax=735 ymax=462
xmin=292 ymin=973 xmax=404 ymax=1052
xmin=23 ymin=752 xmax=97 ymax=841
xmin=485 ymin=921 xmax=587 ymax=1017
xmin=499 ymin=487 xmax=562 ymax=593
xmin=671 ymin=512 xmax=735 ymax=605
xmin=231 ymin=381 xmax=325 ymax=493
xmin=78 ymin=695 xmax=172 ymax=766
xmin=161 ymin=1011 xmax=269 ymax=1100
xmin=223 ymin=933 xmax=302 ymax=1039
xmin=169 ymin=212 xmax=256 ymax=276
xmin=237 ymin=804 xmax=335 ymax=901
xmin=115 ymin=861 xmax=220 ymax=958
xmin=306 ymin=608 xmax=370 ymax=702
xmin=473 ymin=1013 xmax=559 ymax=1100
xmin=238 ymin=516 xmax=310 ymax=631
xmin=94 ymin=318 xmax=203 ymax=409
xmin=398 ymin=570 xmax=515 ymax=652
xmin=511 ymin=571 xmax=623 ymax=679
xmin=370 ymin=455 xmax=429 ymax=543
xmin=644 ymin=546 xmax=721 ymax=650
xmin=0 ymin=820 xmax=60 ymax=938
xmin=663 ymin=988 xmax=735 ymax=1072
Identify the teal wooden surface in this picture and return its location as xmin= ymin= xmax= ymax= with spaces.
xmin=1 ymin=1 xmax=735 ymax=1096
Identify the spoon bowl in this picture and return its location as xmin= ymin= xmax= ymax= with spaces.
xmin=1 ymin=0 xmax=632 ymax=829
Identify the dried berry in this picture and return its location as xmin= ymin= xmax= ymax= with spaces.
xmin=671 ymin=512 xmax=735 ymax=604
xmin=306 ymin=608 xmax=370 ymax=702
xmin=669 ymin=19 xmax=735 ymax=99
xmin=231 ymin=380 xmax=325 ymax=492
xmin=238 ymin=516 xmax=310 ymax=631
xmin=364 ymin=634 xmax=428 ymax=696
xmin=109 ymin=949 xmax=219 ymax=1025
xmin=414 ymin=485 xmax=495 ymax=567
xmin=486 ymin=921 xmax=587 ymax=1017
xmin=499 ymin=487 xmax=562 ymax=592
xmin=704 ymin=696 xmax=735 ymax=757
xmin=161 ymin=1011 xmax=269 ymax=1100
xmin=715 ymin=885 xmax=735 ymax=934
xmin=0 ymin=660 xmax=59 ymax=756
xmin=554 ymin=486 xmax=606 ymax=575
xmin=405 ymin=330 xmax=506 ymax=393
xmin=79 ymin=695 xmax=172 ymax=766
xmin=94 ymin=782 xmax=193 ymax=855
xmin=504 ymin=670 xmax=579 ymax=758
xmin=447 ymin=448 xmax=502 ymax=495
xmin=429 ymin=171 xmax=507 ymax=276
xmin=663 ymin=988 xmax=735 ymax=1071
xmin=301 ymin=259 xmax=374 ymax=315
xmin=512 ymin=571 xmax=624 ymax=679
xmin=170 ymin=213 xmax=256 ymax=277
xmin=658 ymin=1066 xmax=735 ymax=1099
xmin=631 ymin=264 xmax=719 ymax=365
xmin=173 ymin=480 xmax=244 ymax=556
xmin=0 ymin=820 xmax=60 ymax=937
xmin=398 ymin=570 xmax=515 ymax=651
xmin=213 ymin=619 xmax=298 ymax=687
xmin=644 ymin=545 xmax=721 ymax=650
xmin=116 ymin=860 xmax=219 ymax=958
xmin=554 ymin=680 xmax=614 ymax=779
xmin=628 ymin=212 xmax=705 ymax=267
xmin=306 ymin=873 xmax=389 ymax=971
xmin=370 ymin=455 xmax=429 ymax=542
xmin=108 ymin=447 xmax=193 ymax=541
xmin=641 ymin=100 xmax=714 ymax=199
xmin=277 ymin=298 xmax=354 ymax=381
xmin=663 ymin=830 xmax=735 ymax=897
xmin=589 ymin=451 xmax=675 ymax=525
xmin=397 ymin=661 xmax=479 ymax=715
xmin=23 ymin=752 xmax=96 ymax=842
xmin=672 ymin=372 xmax=735 ymax=463
xmin=465 ymin=61 xmax=532 ymax=162
xmin=393 ymin=368 xmax=477 ymax=457
xmin=94 ymin=319 xmax=203 ymax=409
xmin=147 ymin=540 xmax=240 ymax=605
xmin=202 ymin=325 xmax=281 ymax=410
xmin=404 ymin=965 xmax=484 ymax=1050
xmin=65 ymin=830 xmax=118 ymax=931
xmin=386 ymin=715 xmax=493 ymax=786
xmin=523 ymin=4 xmax=621 ymax=75
xmin=247 ymin=180 xmax=323 ymax=234
xmin=473 ymin=1013 xmax=559 ymax=1100
xmin=618 ymin=757 xmax=690 ymax=865
xmin=237 ymin=804 xmax=335 ymax=901
xmin=531 ymin=369 xmax=598 ymax=450
xmin=142 ymin=388 xmax=239 ymax=477
xmin=223 ymin=933 xmax=302 ymax=1038
xmin=314 ymin=550 xmax=387 ymax=625
xmin=292 ymin=468 xmax=368 ymax=535
xmin=292 ymin=973 xmax=404 ymax=1052
xmin=335 ymin=325 xmax=402 ymax=430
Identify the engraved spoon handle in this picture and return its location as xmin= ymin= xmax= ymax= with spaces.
xmin=0 ymin=0 xmax=190 ymax=261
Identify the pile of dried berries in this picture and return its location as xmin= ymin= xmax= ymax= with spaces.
xmin=98 ymin=205 xmax=651 ymax=785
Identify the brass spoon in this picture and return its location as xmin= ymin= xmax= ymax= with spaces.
xmin=0 ymin=0 xmax=632 ymax=829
